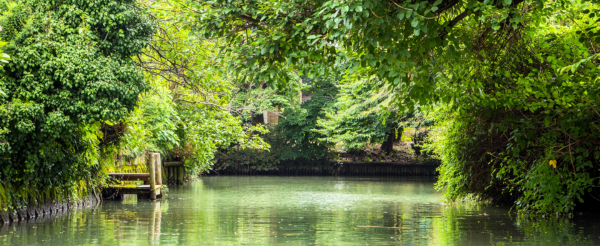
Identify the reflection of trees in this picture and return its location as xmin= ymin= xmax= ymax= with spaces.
xmin=2 ymin=178 xmax=599 ymax=245
xmin=0 ymin=201 xmax=141 ymax=244
xmin=177 ymin=177 xmax=444 ymax=244
xmin=430 ymin=204 xmax=597 ymax=245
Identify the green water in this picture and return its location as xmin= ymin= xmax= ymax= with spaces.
xmin=1 ymin=176 xmax=600 ymax=245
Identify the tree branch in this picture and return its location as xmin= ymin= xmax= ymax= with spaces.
xmin=438 ymin=10 xmax=471 ymax=40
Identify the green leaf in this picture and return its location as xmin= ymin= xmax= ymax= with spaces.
xmin=411 ymin=18 xmax=419 ymax=27
xmin=398 ymin=12 xmax=405 ymax=20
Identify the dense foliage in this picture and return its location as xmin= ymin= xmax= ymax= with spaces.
xmin=315 ymin=78 xmax=401 ymax=153
xmin=186 ymin=0 xmax=600 ymax=214
xmin=0 ymin=0 xmax=597 ymax=217
xmin=214 ymin=75 xmax=338 ymax=171
xmin=104 ymin=0 xmax=270 ymax=176
xmin=184 ymin=0 xmax=584 ymax=109
xmin=0 ymin=0 xmax=272 ymax=213
xmin=275 ymin=75 xmax=338 ymax=160
xmin=0 ymin=0 xmax=153 ymax=210
xmin=428 ymin=5 xmax=600 ymax=213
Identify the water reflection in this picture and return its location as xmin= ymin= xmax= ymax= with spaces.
xmin=0 ymin=176 xmax=599 ymax=245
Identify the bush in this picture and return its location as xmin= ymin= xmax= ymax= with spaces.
xmin=0 ymin=0 xmax=153 ymax=208
xmin=428 ymin=14 xmax=600 ymax=213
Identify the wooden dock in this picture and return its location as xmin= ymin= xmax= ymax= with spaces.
xmin=103 ymin=153 xmax=163 ymax=200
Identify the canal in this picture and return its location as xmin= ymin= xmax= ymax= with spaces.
xmin=1 ymin=176 xmax=600 ymax=245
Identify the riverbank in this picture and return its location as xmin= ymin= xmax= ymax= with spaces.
xmin=0 ymin=193 xmax=100 ymax=224
xmin=210 ymin=141 xmax=439 ymax=176
xmin=334 ymin=141 xmax=437 ymax=164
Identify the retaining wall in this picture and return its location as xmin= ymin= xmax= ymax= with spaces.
xmin=206 ymin=162 xmax=439 ymax=176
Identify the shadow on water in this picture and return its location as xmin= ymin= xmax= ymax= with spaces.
xmin=1 ymin=176 xmax=600 ymax=245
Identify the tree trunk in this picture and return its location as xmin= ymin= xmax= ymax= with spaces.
xmin=380 ymin=128 xmax=397 ymax=154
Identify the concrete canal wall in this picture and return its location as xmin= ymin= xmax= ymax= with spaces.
xmin=0 ymin=193 xmax=100 ymax=224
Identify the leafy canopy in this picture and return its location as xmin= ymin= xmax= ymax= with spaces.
xmin=181 ymin=0 xmax=600 ymax=110
xmin=0 ymin=0 xmax=153 ymax=189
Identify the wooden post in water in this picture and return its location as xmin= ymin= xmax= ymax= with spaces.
xmin=178 ymin=166 xmax=184 ymax=184
xmin=166 ymin=166 xmax=170 ymax=183
xmin=164 ymin=166 xmax=168 ymax=184
xmin=154 ymin=153 xmax=162 ymax=186
xmin=148 ymin=153 xmax=157 ymax=200
xmin=172 ymin=166 xmax=177 ymax=183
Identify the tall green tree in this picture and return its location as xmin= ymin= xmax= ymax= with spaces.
xmin=315 ymin=77 xmax=400 ymax=153
xmin=0 ymin=0 xmax=153 ymax=206
xmin=212 ymin=74 xmax=339 ymax=172
xmin=275 ymin=75 xmax=339 ymax=160
xmin=120 ymin=0 xmax=271 ymax=175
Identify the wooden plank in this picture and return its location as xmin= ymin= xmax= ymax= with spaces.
xmin=109 ymin=173 xmax=150 ymax=181
xmin=135 ymin=185 xmax=162 ymax=190
xmin=105 ymin=185 xmax=160 ymax=189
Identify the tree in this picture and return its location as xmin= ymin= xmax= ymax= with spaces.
xmin=182 ymin=0 xmax=590 ymax=109
xmin=185 ymin=0 xmax=600 ymax=213
xmin=0 ymin=0 xmax=153 ymax=207
xmin=276 ymin=75 xmax=339 ymax=160
xmin=212 ymin=74 xmax=339 ymax=171
xmin=315 ymin=78 xmax=400 ymax=153
xmin=124 ymin=0 xmax=271 ymax=175
xmin=424 ymin=3 xmax=600 ymax=213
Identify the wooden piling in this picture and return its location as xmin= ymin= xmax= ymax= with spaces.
xmin=148 ymin=153 xmax=157 ymax=200
xmin=154 ymin=153 xmax=162 ymax=186
xmin=178 ymin=166 xmax=184 ymax=184
xmin=165 ymin=166 xmax=170 ymax=183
